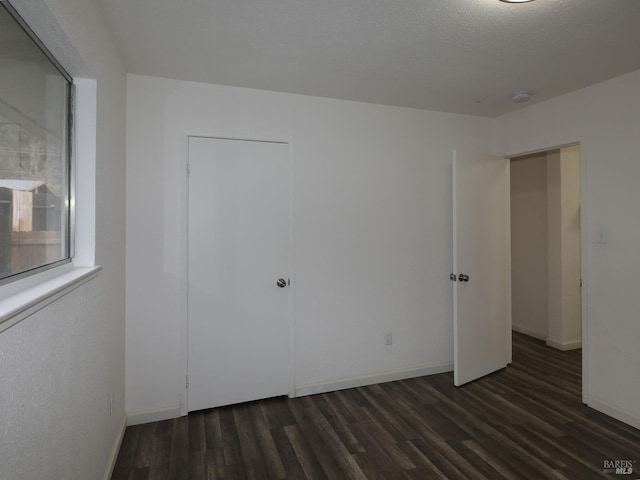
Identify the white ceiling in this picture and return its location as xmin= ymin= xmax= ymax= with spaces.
xmin=98 ymin=0 xmax=640 ymax=117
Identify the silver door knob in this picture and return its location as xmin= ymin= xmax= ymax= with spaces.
xmin=277 ymin=278 xmax=287 ymax=288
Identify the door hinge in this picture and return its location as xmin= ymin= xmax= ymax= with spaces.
xmin=186 ymin=375 xmax=189 ymax=389
xmin=186 ymin=163 xmax=191 ymax=175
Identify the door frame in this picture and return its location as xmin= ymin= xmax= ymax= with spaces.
xmin=179 ymin=131 xmax=296 ymax=416
xmin=503 ymin=139 xmax=588 ymax=404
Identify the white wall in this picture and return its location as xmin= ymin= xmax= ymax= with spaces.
xmin=546 ymin=147 xmax=582 ymax=350
xmin=546 ymin=150 xmax=563 ymax=345
xmin=125 ymin=74 xmax=493 ymax=419
xmin=494 ymin=68 xmax=640 ymax=428
xmin=510 ymin=153 xmax=548 ymax=339
xmin=559 ymin=146 xmax=582 ymax=348
xmin=0 ymin=1 xmax=126 ymax=479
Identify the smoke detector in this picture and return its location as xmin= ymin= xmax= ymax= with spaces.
xmin=512 ymin=92 xmax=532 ymax=103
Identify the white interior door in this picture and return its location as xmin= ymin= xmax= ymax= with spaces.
xmin=453 ymin=149 xmax=510 ymax=386
xmin=188 ymin=136 xmax=291 ymax=412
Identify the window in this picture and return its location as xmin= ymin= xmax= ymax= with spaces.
xmin=0 ymin=1 xmax=73 ymax=283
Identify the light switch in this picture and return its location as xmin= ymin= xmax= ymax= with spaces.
xmin=596 ymin=227 xmax=608 ymax=245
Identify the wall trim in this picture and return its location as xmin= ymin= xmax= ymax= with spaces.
xmin=586 ymin=395 xmax=640 ymax=431
xmin=546 ymin=338 xmax=582 ymax=351
xmin=126 ymin=405 xmax=182 ymax=426
xmin=293 ymin=363 xmax=453 ymax=397
xmin=512 ymin=324 xmax=547 ymax=341
xmin=103 ymin=414 xmax=126 ymax=480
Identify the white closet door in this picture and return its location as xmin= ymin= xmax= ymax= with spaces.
xmin=188 ymin=136 xmax=291 ymax=411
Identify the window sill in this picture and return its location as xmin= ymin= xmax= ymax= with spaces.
xmin=0 ymin=265 xmax=102 ymax=334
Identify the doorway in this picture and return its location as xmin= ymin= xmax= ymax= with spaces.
xmin=510 ymin=145 xmax=582 ymax=351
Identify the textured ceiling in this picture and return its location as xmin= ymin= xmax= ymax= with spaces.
xmin=98 ymin=0 xmax=640 ymax=117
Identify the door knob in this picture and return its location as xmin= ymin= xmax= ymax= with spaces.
xmin=459 ymin=274 xmax=470 ymax=282
xmin=277 ymin=278 xmax=287 ymax=288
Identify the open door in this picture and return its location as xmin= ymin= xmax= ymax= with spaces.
xmin=453 ymin=149 xmax=511 ymax=386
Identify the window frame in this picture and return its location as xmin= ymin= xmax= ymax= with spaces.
xmin=0 ymin=0 xmax=75 ymax=285
xmin=0 ymin=0 xmax=100 ymax=334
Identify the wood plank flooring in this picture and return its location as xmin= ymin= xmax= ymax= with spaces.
xmin=112 ymin=333 xmax=640 ymax=479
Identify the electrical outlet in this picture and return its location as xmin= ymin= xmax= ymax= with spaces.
xmin=384 ymin=331 xmax=393 ymax=346
xmin=109 ymin=393 xmax=114 ymax=416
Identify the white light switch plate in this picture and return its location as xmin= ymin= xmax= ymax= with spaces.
xmin=596 ymin=227 xmax=608 ymax=245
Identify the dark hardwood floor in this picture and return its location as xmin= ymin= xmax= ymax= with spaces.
xmin=112 ymin=333 xmax=640 ymax=479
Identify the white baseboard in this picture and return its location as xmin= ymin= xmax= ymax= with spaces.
xmin=512 ymin=327 xmax=583 ymax=351
xmin=103 ymin=414 xmax=126 ymax=480
xmin=292 ymin=363 xmax=453 ymax=397
xmin=512 ymin=324 xmax=547 ymax=341
xmin=126 ymin=405 xmax=182 ymax=426
xmin=586 ymin=395 xmax=640 ymax=430
xmin=546 ymin=338 xmax=582 ymax=351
